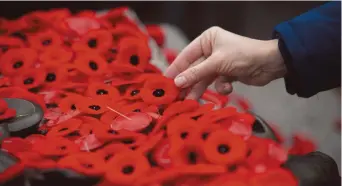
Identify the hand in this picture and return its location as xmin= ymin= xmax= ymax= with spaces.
xmin=165 ymin=26 xmax=287 ymax=99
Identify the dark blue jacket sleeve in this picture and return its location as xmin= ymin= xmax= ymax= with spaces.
xmin=273 ymin=1 xmax=341 ymax=98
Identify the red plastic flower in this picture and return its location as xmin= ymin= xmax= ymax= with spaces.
xmin=85 ymin=82 xmax=121 ymax=101
xmin=0 ymin=48 xmax=37 ymax=76
xmin=28 ymin=29 xmax=63 ymax=51
xmin=11 ymin=68 xmax=46 ymax=89
xmin=39 ymin=47 xmax=74 ymax=65
xmin=140 ymin=75 xmax=180 ymax=105
xmin=72 ymin=29 xmax=112 ymax=53
xmin=74 ymin=52 xmax=108 ymax=76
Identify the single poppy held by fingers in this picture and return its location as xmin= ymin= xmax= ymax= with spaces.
xmin=249 ymin=168 xmax=298 ymax=186
xmin=28 ymin=29 xmax=63 ymax=51
xmin=203 ymin=130 xmax=247 ymax=165
xmin=11 ymin=68 xmax=46 ymax=90
xmin=57 ymin=152 xmax=107 ymax=176
xmin=46 ymin=118 xmax=83 ymax=137
xmin=86 ymin=83 xmax=121 ymax=101
xmin=32 ymin=136 xmax=80 ymax=157
xmin=72 ymin=29 xmax=112 ymax=54
xmin=74 ymin=52 xmax=108 ymax=76
xmin=39 ymin=47 xmax=74 ymax=65
xmin=115 ymin=37 xmax=151 ymax=70
xmin=0 ymin=48 xmax=37 ymax=76
xmin=105 ymin=151 xmax=151 ymax=185
xmin=140 ymin=76 xmax=180 ymax=105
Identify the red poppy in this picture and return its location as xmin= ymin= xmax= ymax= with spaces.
xmin=100 ymin=111 xmax=120 ymax=125
xmin=249 ymin=168 xmax=298 ymax=186
xmin=115 ymin=37 xmax=151 ymax=70
xmin=166 ymin=115 xmax=197 ymax=139
xmin=85 ymin=82 xmax=121 ymax=101
xmin=58 ymin=152 xmax=107 ymax=176
xmin=168 ymin=141 xmax=207 ymax=166
xmin=96 ymin=143 xmax=131 ymax=162
xmin=0 ymin=76 xmax=11 ymax=87
xmin=203 ymin=130 xmax=247 ymax=165
xmin=72 ymin=29 xmax=112 ymax=54
xmin=41 ymin=65 xmax=69 ymax=88
xmin=76 ymin=97 xmax=107 ymax=115
xmin=10 ymin=68 xmax=46 ymax=89
xmin=152 ymin=139 xmax=172 ymax=168
xmin=105 ymin=151 xmax=151 ymax=185
xmin=39 ymin=47 xmax=74 ymax=65
xmin=0 ymin=99 xmax=16 ymax=121
xmin=74 ymin=52 xmax=108 ymax=76
xmin=46 ymin=118 xmax=83 ymax=137
xmin=16 ymin=151 xmax=56 ymax=169
xmin=123 ymin=83 xmax=144 ymax=101
xmin=146 ymin=25 xmax=165 ymax=47
xmin=0 ymin=36 xmax=25 ymax=54
xmin=110 ymin=25 xmax=147 ymax=44
xmin=28 ymin=29 xmax=63 ymax=51
xmin=140 ymin=75 xmax=180 ymax=105
xmin=163 ymin=100 xmax=200 ymax=117
xmin=0 ymin=48 xmax=37 ymax=76
xmin=58 ymin=93 xmax=84 ymax=113
xmin=32 ymin=136 xmax=80 ymax=157
xmin=1 ymin=137 xmax=32 ymax=155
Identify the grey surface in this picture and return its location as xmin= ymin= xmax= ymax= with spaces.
xmin=159 ymin=24 xmax=341 ymax=172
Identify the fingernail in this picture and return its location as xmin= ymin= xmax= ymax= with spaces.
xmin=174 ymin=76 xmax=186 ymax=87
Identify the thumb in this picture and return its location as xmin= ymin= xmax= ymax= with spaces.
xmin=174 ymin=56 xmax=217 ymax=88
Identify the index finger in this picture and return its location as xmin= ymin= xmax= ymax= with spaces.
xmin=164 ymin=34 xmax=204 ymax=78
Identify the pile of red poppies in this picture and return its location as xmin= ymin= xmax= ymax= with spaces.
xmin=0 ymin=7 xmax=308 ymax=186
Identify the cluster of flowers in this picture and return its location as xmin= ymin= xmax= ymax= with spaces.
xmin=0 ymin=7 xmax=314 ymax=186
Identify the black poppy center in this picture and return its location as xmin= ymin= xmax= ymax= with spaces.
xmin=10 ymin=32 xmax=27 ymax=41
xmin=133 ymin=109 xmax=141 ymax=112
xmin=1 ymin=45 xmax=9 ymax=53
xmin=130 ymin=90 xmax=140 ymax=96
xmin=23 ymin=77 xmax=34 ymax=85
xmin=104 ymin=154 xmax=113 ymax=161
xmin=107 ymin=57 xmax=114 ymax=64
xmin=201 ymin=132 xmax=209 ymax=140
xmin=13 ymin=61 xmax=23 ymax=69
xmin=87 ymin=38 xmax=97 ymax=48
xmin=109 ymin=48 xmax=117 ymax=53
xmin=96 ymin=89 xmax=108 ymax=95
xmin=60 ymin=146 xmax=67 ymax=150
xmin=107 ymin=129 xmax=117 ymax=134
xmin=71 ymin=104 xmax=77 ymax=110
xmin=121 ymin=165 xmax=135 ymax=175
xmin=217 ymin=144 xmax=230 ymax=154
xmin=82 ymin=163 xmax=93 ymax=168
xmin=45 ymin=73 xmax=56 ymax=82
xmin=129 ymin=55 xmax=139 ymax=66
xmin=88 ymin=105 xmax=101 ymax=111
xmin=180 ymin=132 xmax=188 ymax=139
xmin=187 ymin=151 xmax=197 ymax=164
xmin=89 ymin=61 xmax=98 ymax=71
xmin=152 ymin=89 xmax=165 ymax=97
xmin=121 ymin=139 xmax=134 ymax=144
xmin=42 ymin=39 xmax=52 ymax=46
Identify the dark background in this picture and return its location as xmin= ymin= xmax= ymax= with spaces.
xmin=0 ymin=1 xmax=327 ymax=40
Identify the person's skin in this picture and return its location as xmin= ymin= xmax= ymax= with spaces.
xmin=164 ymin=26 xmax=287 ymax=100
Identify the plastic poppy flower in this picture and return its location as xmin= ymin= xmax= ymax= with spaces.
xmin=146 ymin=25 xmax=165 ymax=47
xmin=16 ymin=151 xmax=56 ymax=169
xmin=163 ymin=100 xmax=200 ymax=117
xmin=203 ymin=130 xmax=247 ymax=165
xmin=105 ymin=151 xmax=151 ymax=185
xmin=28 ymin=29 xmax=63 ymax=51
xmin=0 ymin=48 xmax=37 ymax=76
xmin=41 ymin=65 xmax=70 ymax=88
xmin=58 ymin=94 xmax=84 ymax=113
xmin=72 ymin=29 xmax=112 ymax=54
xmin=39 ymin=47 xmax=74 ymax=65
xmin=249 ymin=168 xmax=298 ymax=186
xmin=32 ymin=136 xmax=80 ymax=157
xmin=11 ymin=68 xmax=46 ymax=89
xmin=46 ymin=118 xmax=83 ymax=137
xmin=115 ymin=37 xmax=151 ymax=70
xmin=76 ymin=97 xmax=107 ymax=115
xmin=0 ymin=99 xmax=16 ymax=121
xmin=166 ymin=115 xmax=197 ymax=139
xmin=0 ymin=36 xmax=25 ymax=54
xmin=85 ymin=83 xmax=121 ymax=101
xmin=74 ymin=52 xmax=108 ymax=76
xmin=140 ymin=76 xmax=180 ymax=105
xmin=58 ymin=153 xmax=107 ymax=176
xmin=168 ymin=142 xmax=207 ymax=166
xmin=110 ymin=25 xmax=147 ymax=44
xmin=123 ymin=83 xmax=144 ymax=101
xmin=96 ymin=143 xmax=131 ymax=162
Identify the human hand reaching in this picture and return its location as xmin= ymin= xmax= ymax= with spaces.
xmin=164 ymin=26 xmax=287 ymax=99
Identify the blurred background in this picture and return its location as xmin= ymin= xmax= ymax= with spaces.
xmin=0 ymin=1 xmax=340 ymax=170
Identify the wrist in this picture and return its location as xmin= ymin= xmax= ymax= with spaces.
xmin=262 ymin=39 xmax=287 ymax=79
